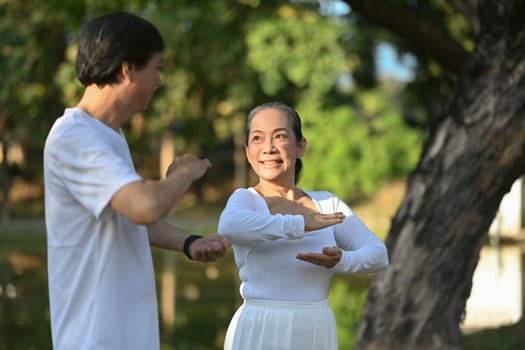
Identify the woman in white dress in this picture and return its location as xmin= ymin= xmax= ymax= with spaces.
xmin=218 ymin=102 xmax=389 ymax=350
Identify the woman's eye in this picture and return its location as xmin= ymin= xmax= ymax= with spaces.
xmin=275 ymin=133 xmax=288 ymax=140
xmin=251 ymin=135 xmax=263 ymax=143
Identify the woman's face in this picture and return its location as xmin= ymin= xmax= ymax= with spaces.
xmin=245 ymin=108 xmax=306 ymax=185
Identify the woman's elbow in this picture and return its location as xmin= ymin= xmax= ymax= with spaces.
xmin=217 ymin=210 xmax=244 ymax=234
xmin=218 ymin=217 xmax=235 ymax=237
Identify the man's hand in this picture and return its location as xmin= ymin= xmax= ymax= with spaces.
xmin=303 ymin=212 xmax=345 ymax=231
xmin=165 ymin=154 xmax=211 ymax=181
xmin=188 ymin=235 xmax=230 ymax=262
xmin=296 ymin=246 xmax=343 ymax=268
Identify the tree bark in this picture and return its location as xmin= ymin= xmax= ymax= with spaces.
xmin=356 ymin=1 xmax=525 ymax=349
xmin=343 ymin=0 xmax=469 ymax=74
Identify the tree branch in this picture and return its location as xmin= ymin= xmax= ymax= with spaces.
xmin=343 ymin=0 xmax=469 ymax=74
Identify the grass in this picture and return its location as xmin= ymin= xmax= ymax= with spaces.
xmin=462 ymin=319 xmax=525 ymax=350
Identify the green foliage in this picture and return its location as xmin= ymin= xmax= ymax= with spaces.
xmin=298 ymin=89 xmax=423 ymax=198
xmin=349 ymin=0 xmax=474 ymax=129
xmin=0 ymin=0 xmax=69 ymax=189
xmin=329 ymin=278 xmax=369 ymax=349
xmin=239 ymin=3 xmax=424 ymax=197
xmin=54 ymin=45 xmax=84 ymax=107
xmin=135 ymin=1 xmax=272 ymax=160
xmin=3 ymin=0 xmax=440 ymax=208
xmin=246 ymin=4 xmax=349 ymax=97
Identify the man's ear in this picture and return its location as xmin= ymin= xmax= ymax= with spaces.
xmin=121 ymin=62 xmax=133 ymax=82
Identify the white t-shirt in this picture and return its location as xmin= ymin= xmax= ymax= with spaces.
xmin=218 ymin=188 xmax=389 ymax=302
xmin=44 ymin=108 xmax=159 ymax=349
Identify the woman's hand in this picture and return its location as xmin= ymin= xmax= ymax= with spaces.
xmin=296 ymin=246 xmax=343 ymax=268
xmin=303 ymin=212 xmax=345 ymax=231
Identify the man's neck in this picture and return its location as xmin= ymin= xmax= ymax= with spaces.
xmin=76 ymin=84 xmax=130 ymax=130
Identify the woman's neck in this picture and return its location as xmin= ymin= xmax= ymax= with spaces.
xmin=254 ymin=182 xmax=300 ymax=201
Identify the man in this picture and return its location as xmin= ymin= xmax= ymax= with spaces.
xmin=43 ymin=11 xmax=229 ymax=349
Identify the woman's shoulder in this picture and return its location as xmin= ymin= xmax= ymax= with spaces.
xmin=227 ymin=187 xmax=261 ymax=200
xmin=302 ymin=189 xmax=338 ymax=200
xmin=231 ymin=187 xmax=256 ymax=195
xmin=223 ymin=187 xmax=268 ymax=211
xmin=302 ymin=189 xmax=350 ymax=212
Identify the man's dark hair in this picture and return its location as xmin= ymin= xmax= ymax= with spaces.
xmin=76 ymin=11 xmax=165 ymax=86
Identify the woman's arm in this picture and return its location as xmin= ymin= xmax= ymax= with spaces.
xmin=218 ymin=189 xmax=344 ymax=244
xmin=331 ymin=214 xmax=389 ymax=273
xmin=296 ymin=193 xmax=388 ymax=273
xmin=218 ymin=189 xmax=306 ymax=244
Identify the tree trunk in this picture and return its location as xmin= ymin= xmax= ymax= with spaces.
xmin=0 ymin=138 xmax=10 ymax=223
xmin=159 ymin=133 xmax=177 ymax=335
xmin=343 ymin=0 xmax=468 ymax=74
xmin=232 ymin=113 xmax=248 ymax=189
xmin=356 ymin=1 xmax=525 ymax=349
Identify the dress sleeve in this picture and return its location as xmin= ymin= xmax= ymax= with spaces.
xmin=218 ymin=189 xmax=306 ymax=244
xmin=330 ymin=196 xmax=389 ymax=274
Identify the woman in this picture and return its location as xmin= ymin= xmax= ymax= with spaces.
xmin=218 ymin=102 xmax=389 ymax=350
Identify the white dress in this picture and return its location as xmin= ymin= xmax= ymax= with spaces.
xmin=218 ymin=188 xmax=389 ymax=350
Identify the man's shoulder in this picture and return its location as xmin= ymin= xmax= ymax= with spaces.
xmin=47 ymin=108 xmax=86 ymax=136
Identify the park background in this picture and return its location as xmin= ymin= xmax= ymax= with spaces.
xmin=1 ymin=0 xmax=524 ymax=349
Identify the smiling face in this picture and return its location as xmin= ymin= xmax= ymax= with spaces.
xmin=246 ymin=108 xmax=306 ymax=186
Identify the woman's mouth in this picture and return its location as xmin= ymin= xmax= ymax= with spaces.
xmin=260 ymin=160 xmax=282 ymax=166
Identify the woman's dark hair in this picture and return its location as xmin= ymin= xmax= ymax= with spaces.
xmin=246 ymin=102 xmax=305 ymax=184
xmin=76 ymin=11 xmax=165 ymax=86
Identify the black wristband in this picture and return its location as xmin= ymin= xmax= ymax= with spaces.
xmin=183 ymin=235 xmax=203 ymax=260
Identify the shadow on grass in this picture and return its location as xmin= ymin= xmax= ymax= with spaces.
xmin=462 ymin=318 xmax=525 ymax=350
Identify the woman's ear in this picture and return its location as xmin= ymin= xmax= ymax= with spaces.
xmin=297 ymin=137 xmax=307 ymax=158
xmin=245 ymin=143 xmax=251 ymax=161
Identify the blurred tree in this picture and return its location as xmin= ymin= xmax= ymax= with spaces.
xmin=338 ymin=1 xmax=525 ymax=349
xmin=0 ymin=0 xmax=148 ymax=221
xmin=2 ymin=0 xmax=426 ymax=215
xmin=0 ymin=0 xmax=67 ymax=221
xmin=298 ymin=86 xmax=422 ymax=199
xmin=144 ymin=0 xmax=277 ymax=196
xmin=128 ymin=0 xmax=420 ymax=199
xmin=240 ymin=2 xmax=423 ymax=197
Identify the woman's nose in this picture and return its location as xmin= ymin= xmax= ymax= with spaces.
xmin=263 ymin=138 xmax=276 ymax=152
